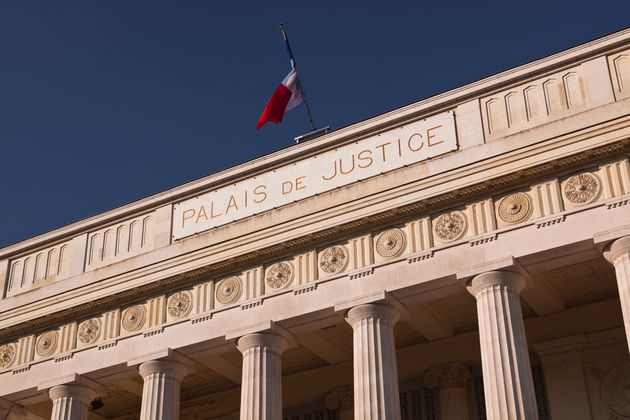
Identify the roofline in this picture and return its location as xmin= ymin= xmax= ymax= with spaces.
xmin=2 ymin=26 xmax=629 ymax=257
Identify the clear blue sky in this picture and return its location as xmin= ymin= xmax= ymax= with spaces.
xmin=1 ymin=1 xmax=628 ymax=247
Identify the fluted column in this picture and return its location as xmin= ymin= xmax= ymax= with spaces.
xmin=467 ymin=271 xmax=538 ymax=420
xmin=237 ymin=333 xmax=289 ymax=420
xmin=345 ymin=303 xmax=401 ymax=420
xmin=49 ymin=384 xmax=96 ymax=420
xmin=424 ymin=362 xmax=471 ymax=420
xmin=138 ymin=360 xmax=188 ymax=420
xmin=604 ymin=236 xmax=630 ymax=353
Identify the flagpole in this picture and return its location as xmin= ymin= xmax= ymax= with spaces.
xmin=279 ymin=23 xmax=316 ymax=132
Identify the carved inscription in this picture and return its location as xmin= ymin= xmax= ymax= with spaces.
xmin=173 ymin=112 xmax=458 ymax=239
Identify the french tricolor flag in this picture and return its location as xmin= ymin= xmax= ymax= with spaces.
xmin=257 ymin=68 xmax=304 ymax=130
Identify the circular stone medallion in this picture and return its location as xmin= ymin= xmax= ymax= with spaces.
xmin=564 ymin=172 xmax=601 ymax=205
xmin=376 ymin=229 xmax=407 ymax=258
xmin=497 ymin=192 xmax=533 ymax=224
xmin=602 ymin=362 xmax=630 ymax=419
xmin=216 ymin=277 xmax=243 ymax=304
xmin=319 ymin=245 xmax=349 ymax=274
xmin=168 ymin=291 xmax=193 ymax=318
xmin=266 ymin=262 xmax=295 ymax=290
xmin=122 ymin=305 xmax=146 ymax=332
xmin=36 ymin=331 xmax=58 ymax=357
xmin=0 ymin=344 xmax=16 ymax=369
xmin=78 ymin=318 xmax=102 ymax=345
xmin=433 ymin=211 xmax=468 ymax=242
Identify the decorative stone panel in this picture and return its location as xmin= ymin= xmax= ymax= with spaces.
xmin=561 ymin=171 xmax=602 ymax=209
xmin=432 ymin=211 xmax=468 ymax=243
xmin=6 ymin=241 xmax=71 ymax=297
xmin=598 ymin=158 xmax=630 ymax=200
xmin=608 ymin=49 xmax=630 ymax=100
xmin=481 ymin=65 xmax=586 ymax=140
xmin=466 ymin=199 xmax=496 ymax=236
xmin=193 ymin=280 xmax=214 ymax=315
xmin=348 ymin=235 xmax=374 ymax=270
xmin=265 ymin=261 xmax=295 ymax=290
xmin=216 ymin=276 xmax=243 ymax=305
xmin=296 ymin=251 xmax=318 ymax=284
xmin=34 ymin=330 xmax=59 ymax=359
xmin=530 ymin=179 xmax=564 ymax=218
xmin=86 ymin=212 xmax=156 ymax=270
xmin=374 ymin=228 xmax=407 ymax=261
xmin=405 ymin=217 xmax=433 ymax=254
xmin=121 ymin=304 xmax=148 ymax=335
xmin=495 ymin=191 xmax=534 ymax=227
xmin=166 ymin=290 xmax=194 ymax=320
xmin=318 ymin=245 xmax=349 ymax=276
xmin=77 ymin=318 xmax=102 ymax=347
xmin=0 ymin=343 xmax=17 ymax=369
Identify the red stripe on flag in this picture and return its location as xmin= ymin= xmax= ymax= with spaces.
xmin=257 ymin=83 xmax=292 ymax=130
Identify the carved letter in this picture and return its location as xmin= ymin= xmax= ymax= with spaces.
xmin=182 ymin=208 xmax=196 ymax=228
xmin=427 ymin=125 xmax=444 ymax=147
xmin=282 ymin=181 xmax=293 ymax=195
xmin=322 ymin=160 xmax=338 ymax=181
xmin=196 ymin=206 xmax=209 ymax=223
xmin=339 ymin=155 xmax=356 ymax=175
xmin=375 ymin=142 xmax=391 ymax=162
xmin=408 ymin=133 xmax=424 ymax=152
xmin=226 ymin=194 xmax=239 ymax=213
xmin=253 ymin=185 xmax=267 ymax=203
xmin=358 ymin=150 xmax=373 ymax=168
xmin=295 ymin=176 xmax=306 ymax=191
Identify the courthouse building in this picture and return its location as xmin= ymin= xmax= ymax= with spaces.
xmin=2 ymin=28 xmax=630 ymax=420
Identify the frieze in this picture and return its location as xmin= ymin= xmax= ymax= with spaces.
xmin=0 ymin=144 xmax=626 ymax=346
xmin=375 ymin=229 xmax=407 ymax=258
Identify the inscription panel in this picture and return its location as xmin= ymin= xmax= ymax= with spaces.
xmin=173 ymin=111 xmax=458 ymax=239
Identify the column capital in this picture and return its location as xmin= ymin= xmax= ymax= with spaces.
xmin=467 ymin=270 xmax=527 ymax=298
xmin=603 ymin=235 xmax=630 ymax=264
xmin=237 ymin=333 xmax=289 ymax=355
xmin=345 ymin=303 xmax=401 ymax=327
xmin=138 ymin=359 xmax=188 ymax=382
xmin=49 ymin=384 xmax=97 ymax=402
xmin=424 ymin=361 xmax=471 ymax=389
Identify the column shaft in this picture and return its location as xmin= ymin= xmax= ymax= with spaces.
xmin=49 ymin=385 xmax=96 ymax=420
xmin=468 ymin=271 xmax=538 ymax=420
xmin=237 ymin=333 xmax=289 ymax=420
xmin=138 ymin=360 xmax=187 ymax=420
xmin=605 ymin=236 xmax=630 ymax=353
xmin=346 ymin=303 xmax=401 ymax=420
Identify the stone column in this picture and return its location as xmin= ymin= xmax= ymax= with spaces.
xmin=424 ymin=362 xmax=471 ymax=420
xmin=345 ymin=303 xmax=402 ymax=420
xmin=138 ymin=360 xmax=188 ymax=420
xmin=49 ymin=384 xmax=96 ymax=420
xmin=604 ymin=236 xmax=630 ymax=353
xmin=237 ymin=333 xmax=289 ymax=420
xmin=467 ymin=271 xmax=538 ymax=420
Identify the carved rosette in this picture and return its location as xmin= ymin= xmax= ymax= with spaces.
xmin=36 ymin=331 xmax=58 ymax=357
xmin=0 ymin=343 xmax=16 ymax=369
xmin=376 ymin=229 xmax=406 ymax=258
xmin=167 ymin=291 xmax=193 ymax=318
xmin=216 ymin=277 xmax=243 ymax=304
xmin=78 ymin=318 xmax=102 ymax=345
xmin=266 ymin=262 xmax=295 ymax=290
xmin=433 ymin=211 xmax=467 ymax=242
xmin=122 ymin=305 xmax=146 ymax=332
xmin=564 ymin=172 xmax=601 ymax=205
xmin=319 ymin=245 xmax=349 ymax=274
xmin=497 ymin=192 xmax=533 ymax=223
xmin=601 ymin=362 xmax=630 ymax=419
xmin=424 ymin=362 xmax=471 ymax=389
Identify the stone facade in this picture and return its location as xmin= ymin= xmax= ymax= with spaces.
xmin=0 ymin=28 xmax=630 ymax=420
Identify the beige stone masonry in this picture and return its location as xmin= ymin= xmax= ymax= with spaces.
xmin=424 ymin=361 xmax=471 ymax=420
